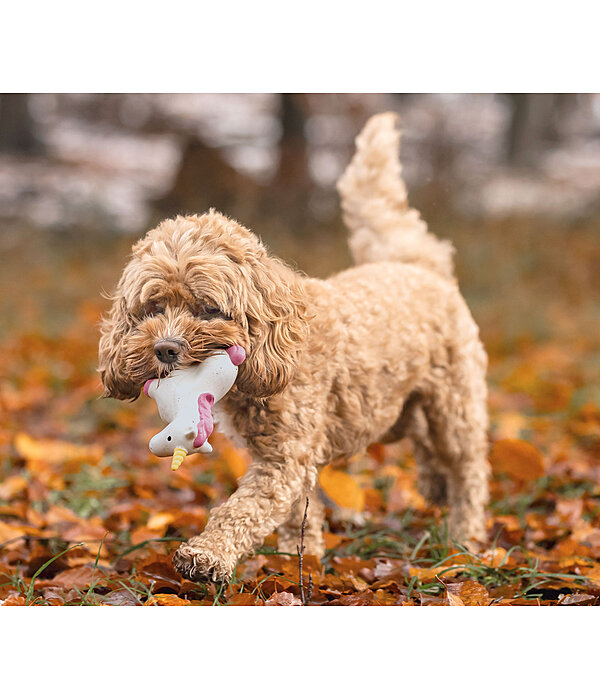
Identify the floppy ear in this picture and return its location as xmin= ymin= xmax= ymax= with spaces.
xmin=98 ymin=294 xmax=140 ymax=400
xmin=235 ymin=256 xmax=308 ymax=398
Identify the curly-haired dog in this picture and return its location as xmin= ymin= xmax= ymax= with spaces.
xmin=99 ymin=113 xmax=490 ymax=583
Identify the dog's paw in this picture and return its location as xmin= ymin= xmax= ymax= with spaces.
xmin=172 ymin=541 xmax=235 ymax=584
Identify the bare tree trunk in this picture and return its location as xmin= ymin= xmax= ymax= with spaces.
xmin=505 ymin=93 xmax=558 ymax=166
xmin=267 ymin=94 xmax=311 ymax=229
xmin=0 ymin=94 xmax=41 ymax=154
xmin=276 ymin=94 xmax=309 ymax=189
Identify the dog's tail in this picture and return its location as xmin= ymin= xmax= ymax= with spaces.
xmin=337 ymin=112 xmax=454 ymax=279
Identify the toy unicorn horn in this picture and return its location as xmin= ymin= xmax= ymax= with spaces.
xmin=144 ymin=345 xmax=245 ymax=471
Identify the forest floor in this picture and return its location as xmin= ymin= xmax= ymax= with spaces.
xmin=1 ymin=216 xmax=600 ymax=605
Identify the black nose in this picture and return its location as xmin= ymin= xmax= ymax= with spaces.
xmin=154 ymin=339 xmax=181 ymax=365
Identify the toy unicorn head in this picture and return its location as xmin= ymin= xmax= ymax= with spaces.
xmin=144 ymin=345 xmax=245 ymax=470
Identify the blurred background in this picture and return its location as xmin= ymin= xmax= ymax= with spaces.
xmin=1 ymin=93 xmax=599 ymax=346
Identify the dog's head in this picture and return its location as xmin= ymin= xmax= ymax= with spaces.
xmin=98 ymin=211 xmax=308 ymax=401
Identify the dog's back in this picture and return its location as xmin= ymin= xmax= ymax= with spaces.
xmin=337 ymin=112 xmax=455 ymax=280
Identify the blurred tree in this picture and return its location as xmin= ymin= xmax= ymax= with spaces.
xmin=263 ymin=93 xmax=311 ymax=230
xmin=505 ymin=93 xmax=578 ymax=166
xmin=153 ymin=136 xmax=261 ymax=223
xmin=0 ymin=94 xmax=41 ymax=154
xmin=275 ymin=94 xmax=310 ymax=193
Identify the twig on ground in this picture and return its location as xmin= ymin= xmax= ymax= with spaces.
xmin=297 ymin=496 xmax=312 ymax=605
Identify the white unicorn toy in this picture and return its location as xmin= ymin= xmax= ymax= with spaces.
xmin=144 ymin=345 xmax=245 ymax=471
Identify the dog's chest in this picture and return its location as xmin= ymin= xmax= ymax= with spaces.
xmin=212 ymin=404 xmax=248 ymax=450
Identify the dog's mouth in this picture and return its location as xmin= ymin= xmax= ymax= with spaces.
xmin=144 ymin=344 xmax=246 ymax=386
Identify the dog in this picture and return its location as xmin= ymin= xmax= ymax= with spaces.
xmin=98 ymin=113 xmax=490 ymax=583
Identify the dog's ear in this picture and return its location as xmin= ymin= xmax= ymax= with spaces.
xmin=235 ymin=255 xmax=308 ymax=398
xmin=98 ymin=294 xmax=140 ymax=400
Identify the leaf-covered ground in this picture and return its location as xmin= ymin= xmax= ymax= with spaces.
xmin=1 ymin=223 xmax=600 ymax=606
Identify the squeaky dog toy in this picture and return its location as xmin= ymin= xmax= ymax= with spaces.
xmin=144 ymin=345 xmax=246 ymax=471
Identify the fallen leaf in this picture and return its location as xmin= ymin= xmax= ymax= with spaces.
xmin=220 ymin=446 xmax=248 ymax=480
xmin=265 ymin=591 xmax=302 ymax=606
xmin=146 ymin=512 xmax=176 ymax=531
xmin=559 ymin=593 xmax=596 ymax=605
xmin=102 ymin=589 xmax=141 ymax=606
xmin=446 ymin=589 xmax=465 ymax=606
xmin=0 ymin=595 xmax=27 ymax=606
xmin=52 ymin=565 xmax=100 ymax=590
xmin=145 ymin=594 xmax=190 ymax=606
xmin=319 ymin=463 xmax=365 ymax=510
xmin=0 ymin=475 xmax=28 ymax=500
xmin=228 ymin=592 xmax=259 ymax=606
xmin=446 ymin=581 xmax=491 ymax=606
xmin=490 ymin=438 xmax=545 ymax=481
xmin=15 ymin=432 xmax=104 ymax=465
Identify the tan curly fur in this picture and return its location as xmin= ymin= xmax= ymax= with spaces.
xmin=99 ymin=112 xmax=490 ymax=583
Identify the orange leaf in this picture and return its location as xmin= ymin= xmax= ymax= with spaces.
xmin=319 ymin=463 xmax=365 ymax=510
xmin=446 ymin=589 xmax=465 ymax=606
xmin=52 ymin=565 xmax=98 ymax=590
xmin=0 ymin=475 xmax=28 ymax=500
xmin=15 ymin=432 xmax=103 ymax=465
xmin=446 ymin=581 xmax=491 ymax=606
xmin=221 ymin=446 xmax=248 ymax=480
xmin=264 ymin=591 xmax=302 ymax=606
xmin=145 ymin=594 xmax=190 ymax=606
xmin=489 ymin=438 xmax=545 ymax=481
xmin=146 ymin=512 xmax=176 ymax=532
xmin=228 ymin=592 xmax=259 ymax=606
xmin=1 ymin=595 xmax=27 ymax=606
xmin=366 ymin=443 xmax=386 ymax=464
xmin=409 ymin=564 xmax=465 ymax=583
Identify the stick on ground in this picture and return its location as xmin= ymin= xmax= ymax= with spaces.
xmin=297 ymin=496 xmax=312 ymax=605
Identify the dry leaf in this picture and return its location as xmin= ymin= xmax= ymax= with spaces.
xmin=145 ymin=594 xmax=190 ymax=606
xmin=319 ymin=463 xmax=365 ymax=510
xmin=446 ymin=581 xmax=491 ymax=606
xmin=265 ymin=591 xmax=302 ymax=606
xmin=490 ymin=438 xmax=545 ymax=481
xmin=15 ymin=432 xmax=104 ymax=465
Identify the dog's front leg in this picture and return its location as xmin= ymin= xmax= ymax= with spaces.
xmin=172 ymin=460 xmax=310 ymax=583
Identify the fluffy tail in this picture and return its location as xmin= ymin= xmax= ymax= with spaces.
xmin=337 ymin=112 xmax=454 ymax=279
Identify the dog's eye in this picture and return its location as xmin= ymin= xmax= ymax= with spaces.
xmin=143 ymin=300 xmax=164 ymax=317
xmin=191 ymin=303 xmax=221 ymax=318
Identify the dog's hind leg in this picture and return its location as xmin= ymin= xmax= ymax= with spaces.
xmin=277 ymin=487 xmax=325 ymax=557
xmin=379 ymin=393 xmax=448 ymax=506
xmin=416 ymin=336 xmax=490 ymax=543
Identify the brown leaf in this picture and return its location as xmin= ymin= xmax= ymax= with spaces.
xmin=334 ymin=590 xmax=377 ymax=606
xmin=446 ymin=589 xmax=465 ymax=606
xmin=0 ymin=594 xmax=27 ymax=606
xmin=0 ymin=475 xmax=28 ymax=500
xmin=265 ymin=591 xmax=302 ymax=606
xmin=409 ymin=564 xmax=465 ymax=583
xmin=145 ymin=594 xmax=191 ymax=606
xmin=15 ymin=432 xmax=103 ymax=465
xmin=227 ymin=592 xmax=259 ymax=606
xmin=52 ymin=565 xmax=100 ymax=590
xmin=490 ymin=438 xmax=545 ymax=481
xmin=559 ymin=593 xmax=596 ymax=606
xmin=102 ymin=589 xmax=142 ymax=606
xmin=319 ymin=464 xmax=365 ymax=510
xmin=446 ymin=581 xmax=491 ymax=606
xmin=146 ymin=512 xmax=176 ymax=532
